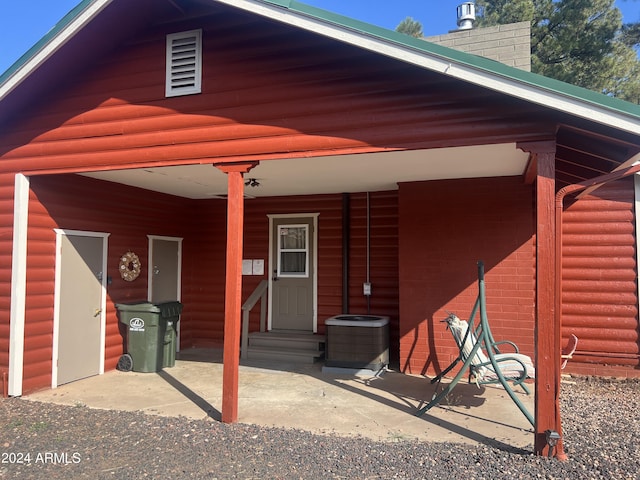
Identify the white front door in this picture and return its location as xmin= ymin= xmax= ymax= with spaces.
xmin=53 ymin=230 xmax=108 ymax=387
xmin=269 ymin=214 xmax=318 ymax=332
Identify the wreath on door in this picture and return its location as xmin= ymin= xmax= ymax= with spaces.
xmin=119 ymin=251 xmax=141 ymax=282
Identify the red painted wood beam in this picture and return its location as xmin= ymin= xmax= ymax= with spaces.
xmin=520 ymin=141 xmax=562 ymax=458
xmin=537 ymin=148 xmax=564 ymax=458
xmin=214 ymin=161 xmax=258 ymax=424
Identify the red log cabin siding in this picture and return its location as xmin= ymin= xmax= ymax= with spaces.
xmin=0 ymin=7 xmax=551 ymax=384
xmin=180 ymin=199 xmax=227 ymax=348
xmin=0 ymin=173 xmax=14 ymax=377
xmin=22 ymin=175 xmax=198 ymax=393
xmin=398 ymin=177 xmax=536 ymax=375
xmin=561 ymin=179 xmax=640 ymax=374
xmin=0 ymin=8 xmax=555 ymax=176
xmin=4 ymin=3 xmax=634 ymax=385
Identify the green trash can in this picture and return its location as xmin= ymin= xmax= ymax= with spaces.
xmin=116 ymin=301 xmax=182 ymax=373
xmin=157 ymin=301 xmax=182 ymax=368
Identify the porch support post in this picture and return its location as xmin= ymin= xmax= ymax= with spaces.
xmin=9 ymin=174 xmax=30 ymax=397
xmin=519 ymin=141 xmax=564 ymax=459
xmin=214 ymin=161 xmax=258 ymax=424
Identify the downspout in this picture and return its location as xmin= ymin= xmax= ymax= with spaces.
xmin=366 ymin=192 xmax=371 ymax=315
xmin=342 ymin=193 xmax=350 ymax=314
xmin=553 ymin=161 xmax=640 ymax=459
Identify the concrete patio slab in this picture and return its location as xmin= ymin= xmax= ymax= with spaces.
xmin=25 ymin=348 xmax=535 ymax=449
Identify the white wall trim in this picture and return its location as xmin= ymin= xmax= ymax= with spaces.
xmin=267 ymin=213 xmax=319 ymax=332
xmin=8 ymin=174 xmax=29 ymax=396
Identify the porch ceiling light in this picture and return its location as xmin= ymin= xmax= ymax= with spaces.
xmin=245 ymin=178 xmax=260 ymax=187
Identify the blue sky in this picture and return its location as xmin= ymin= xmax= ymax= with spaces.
xmin=1 ymin=0 xmax=639 ymax=74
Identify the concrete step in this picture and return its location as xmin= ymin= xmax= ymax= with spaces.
xmin=246 ymin=345 xmax=325 ymax=364
xmin=248 ymin=332 xmax=325 ymax=351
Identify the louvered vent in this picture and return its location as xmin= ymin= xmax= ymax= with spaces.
xmin=166 ymin=29 xmax=202 ymax=97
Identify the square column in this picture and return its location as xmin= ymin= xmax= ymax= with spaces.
xmin=214 ymin=161 xmax=258 ymax=424
xmin=520 ymin=141 xmax=564 ymax=459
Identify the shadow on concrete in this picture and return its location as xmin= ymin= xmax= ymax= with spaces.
xmin=318 ymin=369 xmax=532 ymax=452
xmin=156 ymin=369 xmax=221 ymax=421
xmin=174 ymin=347 xmax=534 ymax=452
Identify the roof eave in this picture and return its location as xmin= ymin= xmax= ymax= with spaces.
xmin=1 ymin=0 xmax=639 ymax=137
xmin=217 ymin=0 xmax=640 ymax=136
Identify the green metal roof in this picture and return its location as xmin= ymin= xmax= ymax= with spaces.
xmin=2 ymin=0 xmax=640 ymax=127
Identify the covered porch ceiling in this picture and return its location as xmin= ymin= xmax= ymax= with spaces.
xmin=80 ymin=143 xmax=529 ymax=199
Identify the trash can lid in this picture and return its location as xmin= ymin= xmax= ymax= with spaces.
xmin=115 ymin=301 xmax=159 ymax=313
xmin=115 ymin=301 xmax=182 ymax=317
xmin=156 ymin=301 xmax=183 ymax=318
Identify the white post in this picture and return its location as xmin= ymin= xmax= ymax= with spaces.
xmin=9 ymin=174 xmax=29 ymax=396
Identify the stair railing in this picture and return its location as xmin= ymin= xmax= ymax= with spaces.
xmin=241 ymin=280 xmax=269 ymax=359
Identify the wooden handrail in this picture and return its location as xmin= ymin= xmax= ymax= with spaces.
xmin=241 ymin=280 xmax=268 ymax=359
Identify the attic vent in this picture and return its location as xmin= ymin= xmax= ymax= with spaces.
xmin=166 ymin=29 xmax=202 ymax=97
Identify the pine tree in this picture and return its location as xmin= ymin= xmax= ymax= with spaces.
xmin=621 ymin=22 xmax=640 ymax=48
xmin=476 ymin=0 xmax=640 ymax=102
xmin=396 ymin=17 xmax=424 ymax=38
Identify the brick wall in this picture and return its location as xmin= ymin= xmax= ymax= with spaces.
xmin=425 ymin=21 xmax=531 ymax=71
xmin=398 ymin=176 xmax=535 ymax=375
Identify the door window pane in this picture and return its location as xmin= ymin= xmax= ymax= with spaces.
xmin=278 ymin=225 xmax=308 ymax=277
xmin=280 ymin=252 xmax=306 ymax=274
xmin=280 ymin=227 xmax=306 ymax=249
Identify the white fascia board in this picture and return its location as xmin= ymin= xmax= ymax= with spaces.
xmin=215 ymin=0 xmax=640 ymax=136
xmin=0 ymin=0 xmax=113 ymax=101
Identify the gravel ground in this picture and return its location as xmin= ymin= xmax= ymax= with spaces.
xmin=1 ymin=376 xmax=639 ymax=480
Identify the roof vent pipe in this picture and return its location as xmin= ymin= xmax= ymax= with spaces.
xmin=457 ymin=2 xmax=476 ymax=30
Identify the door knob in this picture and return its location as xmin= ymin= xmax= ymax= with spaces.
xmin=94 ymin=308 xmax=102 ymax=317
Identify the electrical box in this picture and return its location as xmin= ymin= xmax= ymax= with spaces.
xmin=363 ymin=282 xmax=372 ymax=296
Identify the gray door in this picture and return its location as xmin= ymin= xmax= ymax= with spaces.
xmin=57 ymin=234 xmax=104 ymax=385
xmin=149 ymin=237 xmax=181 ymax=303
xmin=271 ymin=217 xmax=315 ymax=331
xmin=149 ymin=236 xmax=181 ymax=352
